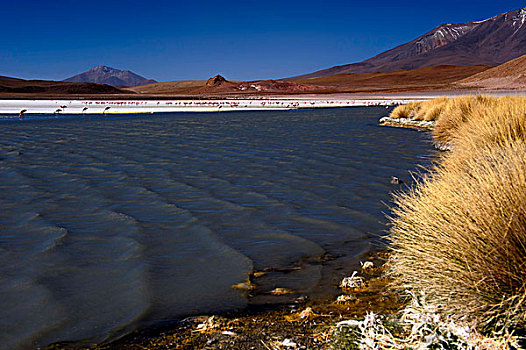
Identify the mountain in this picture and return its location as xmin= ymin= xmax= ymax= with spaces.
xmin=63 ymin=65 xmax=157 ymax=87
xmin=455 ymin=54 xmax=526 ymax=89
xmin=296 ymin=7 xmax=526 ymax=78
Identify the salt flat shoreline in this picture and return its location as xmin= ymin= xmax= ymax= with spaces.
xmin=4 ymin=90 xmax=525 ymax=115
xmin=0 ymin=98 xmax=425 ymax=115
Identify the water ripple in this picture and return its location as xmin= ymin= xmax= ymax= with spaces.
xmin=0 ymin=108 xmax=434 ymax=348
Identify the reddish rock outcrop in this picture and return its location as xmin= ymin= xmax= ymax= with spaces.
xmin=206 ymin=75 xmax=228 ymax=87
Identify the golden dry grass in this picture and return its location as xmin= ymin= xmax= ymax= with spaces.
xmin=447 ymin=96 xmax=526 ymax=155
xmin=389 ymin=141 xmax=526 ymax=329
xmin=388 ymin=95 xmax=526 ymax=146
xmin=388 ymin=95 xmax=526 ymax=331
xmin=389 ymin=97 xmax=448 ymax=121
xmin=389 ymin=102 xmax=422 ymax=119
xmin=432 ymin=95 xmax=497 ymax=146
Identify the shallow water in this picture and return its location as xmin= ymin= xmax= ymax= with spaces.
xmin=0 ymin=108 xmax=434 ymax=348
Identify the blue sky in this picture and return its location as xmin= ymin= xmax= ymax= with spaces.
xmin=1 ymin=0 xmax=524 ymax=81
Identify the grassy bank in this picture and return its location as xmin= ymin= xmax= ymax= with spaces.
xmin=381 ymin=96 xmax=526 ymax=347
xmin=388 ymin=95 xmax=526 ymax=148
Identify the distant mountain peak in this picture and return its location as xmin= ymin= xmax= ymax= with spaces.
xmin=295 ymin=7 xmax=526 ymax=79
xmin=63 ymin=65 xmax=157 ymax=88
xmin=90 ymin=65 xmax=116 ymax=73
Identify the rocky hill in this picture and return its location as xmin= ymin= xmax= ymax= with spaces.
xmin=456 ymin=54 xmax=526 ymax=89
xmin=64 ymin=65 xmax=157 ymax=87
xmin=296 ymin=8 xmax=526 ymax=78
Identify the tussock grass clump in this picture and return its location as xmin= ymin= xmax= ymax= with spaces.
xmin=389 ymin=98 xmax=448 ymax=121
xmin=421 ymin=102 xmax=444 ymax=121
xmin=418 ymin=97 xmax=448 ymax=121
xmin=388 ymin=95 xmax=526 ymax=150
xmin=449 ymin=96 xmax=526 ymax=156
xmin=389 ymin=102 xmax=421 ymax=119
xmin=432 ymin=95 xmax=497 ymax=146
xmin=389 ymin=140 xmax=526 ymax=330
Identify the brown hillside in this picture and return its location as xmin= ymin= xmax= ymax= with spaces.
xmin=127 ymin=76 xmax=327 ymax=95
xmin=127 ymin=80 xmax=207 ymax=94
xmin=456 ymin=54 xmax=526 ymax=89
xmin=129 ymin=65 xmax=491 ymax=96
xmin=0 ymin=76 xmax=126 ymax=96
xmin=291 ymin=65 xmax=491 ymax=92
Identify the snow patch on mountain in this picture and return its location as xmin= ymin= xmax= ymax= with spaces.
xmin=414 ymin=24 xmax=477 ymax=54
xmin=512 ymin=8 xmax=526 ymax=33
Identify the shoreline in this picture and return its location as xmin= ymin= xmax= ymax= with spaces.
xmin=378 ymin=116 xmax=435 ymax=131
xmin=1 ymin=98 xmax=418 ymax=115
xmin=80 ymin=252 xmax=401 ymax=350
xmin=4 ymin=90 xmax=525 ymax=116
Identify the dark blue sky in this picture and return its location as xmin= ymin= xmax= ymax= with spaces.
xmin=1 ymin=0 xmax=524 ymax=81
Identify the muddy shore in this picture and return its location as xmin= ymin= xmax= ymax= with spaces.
xmin=45 ymin=253 xmax=403 ymax=350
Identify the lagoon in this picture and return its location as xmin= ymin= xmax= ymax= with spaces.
xmin=0 ymin=107 xmax=433 ymax=348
